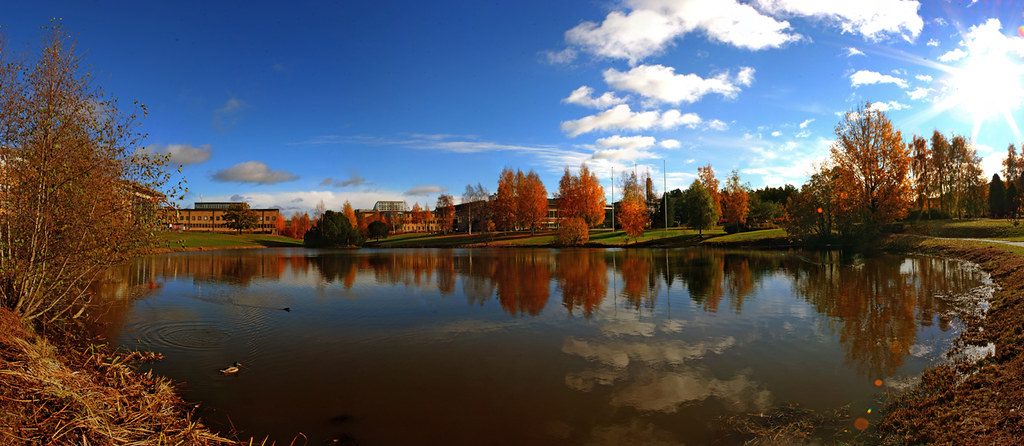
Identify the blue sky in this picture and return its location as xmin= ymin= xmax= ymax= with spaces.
xmin=4 ymin=1 xmax=1024 ymax=212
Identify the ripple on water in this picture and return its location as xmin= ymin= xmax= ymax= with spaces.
xmin=134 ymin=320 xmax=233 ymax=352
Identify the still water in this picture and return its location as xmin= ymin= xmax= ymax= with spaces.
xmin=90 ymin=248 xmax=988 ymax=445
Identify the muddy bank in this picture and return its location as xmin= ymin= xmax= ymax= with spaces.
xmin=0 ymin=309 xmax=237 ymax=445
xmin=879 ymin=235 xmax=1024 ymax=444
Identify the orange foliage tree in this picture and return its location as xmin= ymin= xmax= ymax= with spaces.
xmin=411 ymin=202 xmax=424 ymax=225
xmin=493 ymin=168 xmax=519 ymax=230
xmin=342 ymin=200 xmax=357 ymax=228
xmin=697 ymin=164 xmax=721 ymax=216
xmin=720 ymin=169 xmax=750 ymax=230
xmin=617 ymin=171 xmax=649 ymax=240
xmin=557 ymin=163 xmax=606 ymax=227
xmin=519 ymin=170 xmax=549 ymax=233
xmin=435 ymin=194 xmax=455 ymax=233
xmin=831 ymin=104 xmax=912 ymax=231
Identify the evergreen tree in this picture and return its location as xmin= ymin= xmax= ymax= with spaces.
xmin=989 ymin=174 xmax=1006 ymax=218
xmin=1008 ymin=182 xmax=1020 ymax=219
xmin=303 ymin=210 xmax=363 ymax=247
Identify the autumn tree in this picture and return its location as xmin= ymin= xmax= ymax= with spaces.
xmin=617 ymin=171 xmax=649 ymax=240
xmin=831 ymin=104 xmax=912 ymax=234
xmin=557 ymin=163 xmax=606 ymax=227
xmin=493 ymin=168 xmax=519 ymax=230
xmin=909 ymin=135 xmax=930 ymax=214
xmin=684 ymin=180 xmax=718 ymax=236
xmin=929 ymin=130 xmax=951 ymax=214
xmin=342 ymin=200 xmax=357 ymax=228
xmin=720 ymin=170 xmax=749 ymax=233
xmin=436 ymin=194 xmax=456 ymax=233
xmin=421 ymin=202 xmax=436 ymax=227
xmin=462 ymin=183 xmax=489 ymax=234
xmin=519 ymin=171 xmax=549 ymax=233
xmin=556 ymin=218 xmax=589 ymax=246
xmin=697 ymin=164 xmax=721 ymax=216
xmin=0 ymin=27 xmax=180 ymax=321
xmin=274 ymin=213 xmax=287 ymax=234
xmin=224 ymin=202 xmax=259 ymax=233
xmin=411 ymin=202 xmax=424 ymax=225
xmin=1004 ymin=143 xmax=1019 ymax=186
xmin=314 ymin=199 xmax=327 ymax=222
xmin=783 ymin=165 xmax=840 ymax=243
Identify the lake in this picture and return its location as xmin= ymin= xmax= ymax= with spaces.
xmin=89 ymin=247 xmax=990 ymax=445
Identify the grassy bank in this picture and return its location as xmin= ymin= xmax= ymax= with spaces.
xmin=154 ymin=231 xmax=302 ymax=252
xmin=879 ymin=235 xmax=1024 ymax=444
xmin=903 ymin=218 xmax=1024 ymax=240
xmin=0 ymin=309 xmax=236 ymax=445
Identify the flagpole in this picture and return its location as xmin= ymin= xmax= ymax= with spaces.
xmin=663 ymin=158 xmax=668 ymax=230
xmin=611 ymin=167 xmax=615 ymax=232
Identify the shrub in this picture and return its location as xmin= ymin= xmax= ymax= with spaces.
xmin=556 ymin=218 xmax=590 ymax=246
xmin=367 ymin=220 xmax=389 ymax=241
xmin=303 ymin=211 xmax=362 ymax=247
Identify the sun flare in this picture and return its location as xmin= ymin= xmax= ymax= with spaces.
xmin=949 ymin=52 xmax=1024 ymax=122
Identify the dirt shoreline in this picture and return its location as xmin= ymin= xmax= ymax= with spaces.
xmin=0 ymin=309 xmax=238 ymax=445
xmin=878 ymin=235 xmax=1024 ymax=444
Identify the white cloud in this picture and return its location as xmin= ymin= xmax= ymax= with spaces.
xmin=561 ymin=104 xmax=700 ymax=137
xmin=938 ymin=48 xmax=968 ymax=62
xmin=405 ymin=185 xmax=444 ymax=196
xmin=849 ymin=69 xmax=909 ymax=88
xmin=735 ymin=66 xmax=756 ymax=86
xmin=592 ymin=135 xmax=659 ymax=160
xmin=846 ymin=47 xmax=866 ymax=57
xmin=740 ymin=136 xmax=833 ymax=185
xmin=659 ymin=139 xmax=681 ymax=149
xmin=944 ymin=18 xmax=1024 ymax=61
xmin=794 ymin=130 xmax=811 ymax=138
xmin=141 ymin=143 xmax=212 ymax=165
xmin=753 ymin=0 xmax=924 ymax=41
xmin=907 ymin=87 xmax=931 ymax=100
xmin=212 ymin=161 xmax=299 ymax=184
xmin=867 ymin=100 xmax=911 ymax=112
xmin=799 ymin=118 xmax=815 ymax=128
xmin=603 ymin=64 xmax=750 ymax=104
xmin=706 ymin=119 xmax=729 ymax=131
xmin=926 ymin=38 xmax=939 ymax=47
xmin=770 ymin=130 xmax=782 ymax=137
xmin=563 ymin=86 xmax=628 ymax=109
xmin=914 ymin=74 xmax=933 ymax=82
xmin=543 ymin=47 xmax=577 ymax=64
xmin=565 ymin=0 xmax=800 ymax=64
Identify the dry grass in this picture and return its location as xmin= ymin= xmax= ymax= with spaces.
xmin=0 ymin=308 xmax=237 ymax=445
xmin=718 ymin=403 xmax=861 ymax=445
xmin=878 ymin=235 xmax=1024 ymax=445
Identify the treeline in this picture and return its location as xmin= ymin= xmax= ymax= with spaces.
xmin=782 ymin=103 xmax=1007 ymax=244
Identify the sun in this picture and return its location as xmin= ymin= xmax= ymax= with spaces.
xmin=949 ymin=51 xmax=1024 ymax=122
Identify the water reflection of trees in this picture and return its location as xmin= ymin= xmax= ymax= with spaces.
xmin=93 ymin=248 xmax=984 ymax=377
xmin=557 ymin=250 xmax=607 ymax=317
xmin=790 ymin=255 xmax=973 ymax=377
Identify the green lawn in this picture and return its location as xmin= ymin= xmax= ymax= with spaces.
xmin=701 ymin=228 xmax=788 ymax=246
xmin=155 ymin=231 xmax=302 ymax=249
xmin=903 ymin=218 xmax=1024 ymax=240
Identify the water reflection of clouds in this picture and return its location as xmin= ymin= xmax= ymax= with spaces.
xmin=561 ymin=335 xmax=771 ymax=413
